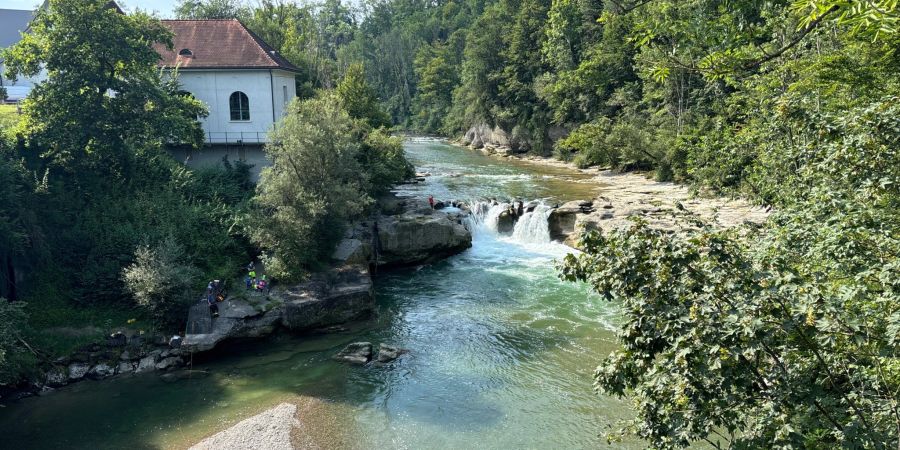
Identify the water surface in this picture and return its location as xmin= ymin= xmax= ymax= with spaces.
xmin=0 ymin=139 xmax=636 ymax=449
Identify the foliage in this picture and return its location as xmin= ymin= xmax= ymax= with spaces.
xmin=561 ymin=97 xmax=900 ymax=447
xmin=122 ymin=236 xmax=201 ymax=325
xmin=0 ymin=86 xmax=7 ymax=102
xmin=359 ymin=128 xmax=414 ymax=194
xmin=250 ymin=94 xmax=368 ymax=280
xmin=1 ymin=0 xmax=206 ymax=174
xmin=0 ymin=300 xmax=32 ymax=385
xmin=337 ymin=63 xmax=392 ymax=129
xmin=174 ymin=0 xmax=249 ymax=19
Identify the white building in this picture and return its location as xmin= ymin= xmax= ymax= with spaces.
xmin=155 ymin=19 xmax=299 ymax=145
xmin=0 ymin=8 xmax=46 ymax=102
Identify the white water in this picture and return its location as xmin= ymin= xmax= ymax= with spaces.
xmin=468 ymin=200 xmax=555 ymax=246
xmin=511 ymin=204 xmax=553 ymax=244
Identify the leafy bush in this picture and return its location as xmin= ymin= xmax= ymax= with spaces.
xmin=122 ymin=236 xmax=201 ymax=325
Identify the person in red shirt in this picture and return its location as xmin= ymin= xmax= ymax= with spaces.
xmin=428 ymin=195 xmax=435 ymax=209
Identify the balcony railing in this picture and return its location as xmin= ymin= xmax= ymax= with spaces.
xmin=204 ymin=131 xmax=268 ymax=145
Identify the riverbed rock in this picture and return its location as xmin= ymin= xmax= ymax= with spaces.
xmin=88 ymin=363 xmax=115 ymax=379
xmin=155 ymin=357 xmax=182 ymax=371
xmin=497 ymin=208 xmax=516 ymax=234
xmin=45 ymin=366 xmax=69 ymax=387
xmin=376 ymin=344 xmax=407 ymax=363
xmin=280 ymin=265 xmax=374 ymax=332
xmin=548 ymin=201 xmax=584 ymax=242
xmin=375 ymin=197 xmax=472 ymax=267
xmin=67 ymin=363 xmax=90 ymax=381
xmin=334 ymin=342 xmax=373 ymax=364
xmin=117 ymin=361 xmax=135 ymax=375
xmin=135 ymin=355 xmax=157 ymax=373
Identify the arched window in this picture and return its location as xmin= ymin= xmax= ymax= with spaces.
xmin=178 ymin=48 xmax=193 ymax=57
xmin=229 ymin=91 xmax=249 ymax=121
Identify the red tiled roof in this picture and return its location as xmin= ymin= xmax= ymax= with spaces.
xmin=155 ymin=19 xmax=300 ymax=72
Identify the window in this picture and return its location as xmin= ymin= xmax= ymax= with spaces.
xmin=282 ymin=85 xmax=288 ymax=104
xmin=178 ymin=48 xmax=193 ymax=57
xmin=229 ymin=91 xmax=250 ymax=121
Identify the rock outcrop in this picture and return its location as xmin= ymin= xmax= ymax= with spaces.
xmin=548 ymin=200 xmax=594 ymax=242
xmin=332 ymin=194 xmax=473 ymax=269
xmin=375 ymin=202 xmax=471 ymax=267
xmin=281 ymin=265 xmax=374 ymax=331
xmin=460 ymin=123 xmax=569 ymax=154
xmin=182 ymin=296 xmax=282 ymax=353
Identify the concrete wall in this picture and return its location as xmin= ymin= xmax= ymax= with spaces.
xmin=168 ymin=145 xmax=271 ymax=182
xmin=172 ymin=69 xmax=296 ymax=143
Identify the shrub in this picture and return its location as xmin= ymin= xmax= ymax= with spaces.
xmin=122 ymin=235 xmax=201 ymax=325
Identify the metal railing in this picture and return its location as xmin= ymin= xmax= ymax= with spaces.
xmin=204 ymin=131 xmax=268 ymax=145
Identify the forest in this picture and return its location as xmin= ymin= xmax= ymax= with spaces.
xmin=0 ymin=0 xmax=897 ymax=447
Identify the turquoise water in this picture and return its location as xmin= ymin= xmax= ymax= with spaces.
xmin=0 ymin=139 xmax=636 ymax=449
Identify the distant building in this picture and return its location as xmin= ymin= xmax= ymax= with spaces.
xmin=155 ymin=19 xmax=300 ymax=145
xmin=0 ymin=8 xmax=44 ymax=102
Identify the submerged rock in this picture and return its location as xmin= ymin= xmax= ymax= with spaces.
xmin=376 ymin=344 xmax=407 ymax=363
xmin=334 ymin=342 xmax=373 ymax=365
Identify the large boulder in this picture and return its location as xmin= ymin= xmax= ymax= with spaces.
xmin=182 ymin=297 xmax=282 ymax=353
xmin=497 ymin=208 xmax=517 ymax=234
xmin=333 ymin=342 xmax=373 ymax=365
xmin=280 ymin=265 xmax=374 ymax=332
xmin=376 ymin=198 xmax=472 ymax=267
xmin=548 ymin=200 xmax=591 ymax=242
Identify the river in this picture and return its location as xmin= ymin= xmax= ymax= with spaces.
xmin=0 ymin=138 xmax=639 ymax=449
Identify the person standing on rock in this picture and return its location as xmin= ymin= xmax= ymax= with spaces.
xmin=428 ymin=195 xmax=435 ymax=209
xmin=207 ymin=292 xmax=219 ymax=318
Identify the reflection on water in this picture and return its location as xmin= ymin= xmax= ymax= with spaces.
xmin=0 ymin=139 xmax=637 ymax=449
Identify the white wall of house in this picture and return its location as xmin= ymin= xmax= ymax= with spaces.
xmin=172 ymin=69 xmax=296 ymax=144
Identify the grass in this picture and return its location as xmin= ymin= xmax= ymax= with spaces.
xmin=0 ymin=104 xmax=21 ymax=133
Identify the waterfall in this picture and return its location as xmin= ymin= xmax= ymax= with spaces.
xmin=511 ymin=204 xmax=553 ymax=244
xmin=468 ymin=200 xmax=511 ymax=233
xmin=467 ymin=200 xmax=554 ymax=245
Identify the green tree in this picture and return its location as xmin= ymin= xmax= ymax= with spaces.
xmin=1 ymin=0 xmax=206 ymax=175
xmin=174 ymin=0 xmax=248 ymax=19
xmin=412 ymin=43 xmax=459 ymax=132
xmin=337 ymin=63 xmax=392 ymax=128
xmin=251 ymin=94 xmax=368 ymax=280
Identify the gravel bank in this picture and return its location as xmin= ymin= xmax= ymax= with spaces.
xmin=190 ymin=403 xmax=299 ymax=450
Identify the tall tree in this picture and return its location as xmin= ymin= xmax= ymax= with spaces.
xmin=2 ymin=0 xmax=206 ymax=176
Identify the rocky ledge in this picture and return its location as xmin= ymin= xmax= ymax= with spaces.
xmin=332 ymin=193 xmax=472 ymax=268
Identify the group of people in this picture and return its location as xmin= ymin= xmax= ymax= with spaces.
xmin=245 ymin=262 xmax=269 ymax=294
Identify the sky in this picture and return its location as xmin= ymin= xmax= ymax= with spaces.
xmin=4 ymin=0 xmax=182 ymax=17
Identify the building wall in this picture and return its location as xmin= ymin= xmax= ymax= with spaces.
xmin=173 ymin=69 xmax=296 ymax=144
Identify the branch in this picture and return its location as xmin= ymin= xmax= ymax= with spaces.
xmin=740 ymin=5 xmax=840 ymax=71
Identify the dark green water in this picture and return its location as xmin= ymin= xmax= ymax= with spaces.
xmin=0 ymin=139 xmax=637 ymax=449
